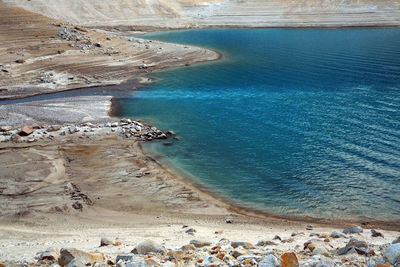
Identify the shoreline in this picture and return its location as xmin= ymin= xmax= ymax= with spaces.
xmin=136 ymin=140 xmax=400 ymax=231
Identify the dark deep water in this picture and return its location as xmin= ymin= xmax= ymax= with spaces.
xmin=116 ymin=29 xmax=400 ymax=221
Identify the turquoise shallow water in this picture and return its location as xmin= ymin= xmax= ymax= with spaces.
xmin=116 ymin=29 xmax=400 ymax=221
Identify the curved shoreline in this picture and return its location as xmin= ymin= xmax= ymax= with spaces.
xmin=135 ymin=141 xmax=400 ymax=231
xmin=106 ymin=29 xmax=400 ymax=231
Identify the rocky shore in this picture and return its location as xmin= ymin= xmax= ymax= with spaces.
xmin=2 ymin=225 xmax=400 ymax=266
xmin=0 ymin=119 xmax=172 ymax=145
xmin=0 ymin=118 xmax=399 ymax=267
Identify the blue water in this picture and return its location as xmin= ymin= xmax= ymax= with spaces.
xmin=116 ymin=29 xmax=400 ymax=221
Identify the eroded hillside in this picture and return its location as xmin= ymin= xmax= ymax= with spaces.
xmin=4 ymin=0 xmax=400 ymax=27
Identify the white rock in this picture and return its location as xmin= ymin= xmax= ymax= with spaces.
xmin=259 ymin=254 xmax=280 ymax=267
xmin=385 ymin=243 xmax=400 ymax=266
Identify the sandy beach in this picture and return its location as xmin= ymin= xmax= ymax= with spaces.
xmin=1 ymin=0 xmax=400 ymax=266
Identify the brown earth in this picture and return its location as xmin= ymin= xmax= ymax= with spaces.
xmin=0 ymin=1 xmax=219 ymax=100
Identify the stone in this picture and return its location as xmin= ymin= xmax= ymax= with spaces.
xmin=291 ymin=231 xmax=304 ymax=236
xmin=20 ymin=125 xmax=33 ymax=136
xmin=384 ymin=243 xmax=400 ymax=266
xmin=371 ymin=229 xmax=384 ymax=238
xmin=225 ymin=218 xmax=232 ymax=223
xmin=343 ymin=226 xmax=363 ymax=234
xmin=27 ymin=138 xmax=36 ymax=143
xmin=231 ymin=241 xmax=255 ymax=249
xmin=337 ymin=247 xmax=350 ymax=255
xmin=156 ymin=133 xmax=167 ymax=139
xmin=347 ymin=238 xmax=368 ymax=249
xmin=111 ymin=122 xmax=119 ymax=127
xmin=306 ymin=225 xmax=313 ymax=230
xmin=58 ymin=248 xmax=104 ymax=266
xmin=131 ymin=240 xmax=166 ymax=255
xmin=100 ymin=237 xmax=113 ymax=246
xmin=48 ymin=125 xmax=62 ymax=132
xmin=393 ymin=237 xmax=400 ymax=244
xmin=257 ymin=240 xmax=278 ymax=246
xmin=337 ymin=238 xmax=368 ymax=255
xmin=273 ymin=235 xmax=282 ymax=241
xmin=377 ymin=263 xmax=393 ymax=267
xmin=180 ymin=244 xmax=196 ymax=252
xmin=68 ymin=126 xmax=78 ymax=134
xmin=232 ymin=249 xmax=247 ymax=258
xmin=316 ymin=258 xmax=334 ymax=267
xmin=15 ymin=59 xmax=25 ymax=64
xmin=116 ymin=254 xmax=135 ymax=262
xmin=0 ymin=126 xmax=12 ymax=131
xmin=11 ymin=134 xmax=22 ymax=143
xmin=190 ymin=240 xmax=211 ymax=248
xmin=312 ymin=247 xmax=329 ymax=257
xmin=39 ymin=247 xmax=60 ymax=261
xmin=72 ymin=202 xmax=83 ymax=211
xmin=184 ymin=227 xmax=197 ymax=234
xmin=259 ymin=254 xmax=280 ymax=267
xmin=330 ymin=230 xmax=346 ymax=238
xmin=280 ymin=252 xmax=299 ymax=267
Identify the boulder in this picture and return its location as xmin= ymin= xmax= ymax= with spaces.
xmin=20 ymin=125 xmax=33 ymax=136
xmin=330 ymin=230 xmax=346 ymax=238
xmin=343 ymin=226 xmax=363 ymax=234
xmin=337 ymin=238 xmax=368 ymax=255
xmin=306 ymin=225 xmax=313 ymax=230
xmin=131 ymin=240 xmax=166 ymax=255
xmin=280 ymin=252 xmax=299 ymax=267
xmin=384 ymin=243 xmax=400 ymax=266
xmin=259 ymin=254 xmax=280 ymax=267
xmin=189 ymin=240 xmax=211 ymax=248
xmin=39 ymin=247 xmax=60 ymax=261
xmin=347 ymin=238 xmax=368 ymax=249
xmin=58 ymin=248 xmax=104 ymax=267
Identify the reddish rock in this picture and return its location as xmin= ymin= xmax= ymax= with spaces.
xmin=20 ymin=125 xmax=33 ymax=136
xmin=377 ymin=263 xmax=392 ymax=267
xmin=281 ymin=252 xmax=299 ymax=267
